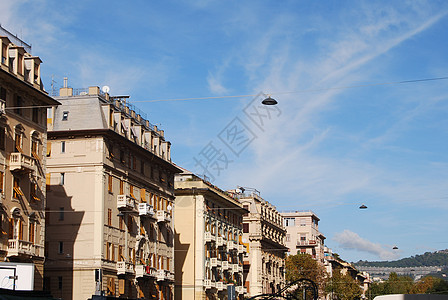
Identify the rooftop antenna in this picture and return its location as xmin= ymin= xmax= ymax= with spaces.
xmin=102 ymin=86 xmax=110 ymax=94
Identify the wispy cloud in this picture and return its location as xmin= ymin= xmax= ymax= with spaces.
xmin=333 ymin=230 xmax=400 ymax=260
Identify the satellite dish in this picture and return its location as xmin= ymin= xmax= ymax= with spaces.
xmin=102 ymin=86 xmax=110 ymax=93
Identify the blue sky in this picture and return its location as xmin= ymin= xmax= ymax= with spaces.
xmin=2 ymin=0 xmax=448 ymax=263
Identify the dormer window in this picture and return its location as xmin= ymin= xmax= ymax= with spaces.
xmin=62 ymin=111 xmax=69 ymax=121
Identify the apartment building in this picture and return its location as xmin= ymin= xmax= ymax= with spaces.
xmin=0 ymin=29 xmax=59 ymax=290
xmin=174 ymin=171 xmax=248 ymax=300
xmin=280 ymin=211 xmax=326 ymax=263
xmin=231 ymin=188 xmax=287 ymax=296
xmin=45 ymin=85 xmax=180 ymax=299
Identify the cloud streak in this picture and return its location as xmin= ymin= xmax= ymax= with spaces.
xmin=333 ymin=230 xmax=400 ymax=260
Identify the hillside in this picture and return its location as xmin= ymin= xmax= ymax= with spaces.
xmin=354 ymin=249 xmax=448 ymax=267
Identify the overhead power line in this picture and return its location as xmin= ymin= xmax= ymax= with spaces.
xmin=132 ymin=76 xmax=448 ymax=103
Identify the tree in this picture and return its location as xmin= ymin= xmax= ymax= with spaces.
xmin=285 ymin=253 xmax=327 ymax=298
xmin=326 ymin=269 xmax=362 ymax=300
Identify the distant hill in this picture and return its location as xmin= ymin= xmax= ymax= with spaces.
xmin=354 ymin=249 xmax=448 ymax=268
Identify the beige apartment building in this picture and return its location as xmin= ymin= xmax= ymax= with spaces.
xmin=174 ymin=171 xmax=248 ymax=300
xmin=0 ymin=29 xmax=59 ymax=290
xmin=280 ymin=211 xmax=326 ymax=263
xmin=230 ymin=188 xmax=287 ymax=297
xmin=45 ymin=84 xmax=180 ymax=299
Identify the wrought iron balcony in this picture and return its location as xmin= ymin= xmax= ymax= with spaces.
xmin=7 ymin=239 xmax=44 ymax=258
xmin=156 ymin=269 xmax=167 ymax=281
xmin=9 ymin=153 xmax=35 ymax=173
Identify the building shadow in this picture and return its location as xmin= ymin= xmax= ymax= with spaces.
xmin=44 ymin=185 xmax=84 ymax=300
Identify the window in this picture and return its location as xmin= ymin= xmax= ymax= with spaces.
xmin=284 ymin=217 xmax=295 ymax=227
xmin=13 ymin=177 xmax=23 ymax=199
xmin=31 ymin=138 xmax=39 ymax=160
xmin=107 ymin=209 xmax=112 ymax=226
xmin=119 ymin=215 xmax=124 ymax=230
xmin=14 ymin=95 xmax=22 ymax=116
xmin=106 ymin=242 xmax=111 ymax=260
xmin=140 ymin=188 xmax=146 ymax=203
xmin=31 ymin=182 xmax=39 ymax=201
xmin=61 ymin=141 xmax=65 ymax=153
xmin=111 ymin=244 xmax=115 ymax=262
xmin=300 ymin=218 xmax=306 ymax=226
xmin=58 ymin=241 xmax=64 ymax=254
xmin=14 ymin=131 xmax=23 ymax=153
xmin=32 ymin=107 xmax=39 ymax=123
xmin=127 ymin=215 xmax=133 ymax=233
xmin=0 ymin=171 xmax=3 ymax=192
xmin=286 ymin=234 xmax=290 ymax=242
xmin=119 ymin=180 xmax=124 ymax=194
xmin=0 ymin=126 xmax=5 ymax=150
xmin=243 ymin=223 xmax=249 ymax=233
xmin=58 ymin=276 xmax=63 ymax=290
xmin=62 ymin=111 xmax=69 ymax=121
xmin=130 ymin=185 xmax=135 ymax=199
xmin=60 ymin=173 xmax=65 ymax=185
xmin=140 ymin=161 xmax=144 ymax=174
xmin=46 ymin=142 xmax=51 ymax=157
xmin=118 ymin=245 xmax=123 ymax=261
xmin=108 ymin=175 xmax=113 ymax=193
xmin=29 ymin=222 xmax=35 ymax=244
xmin=59 ymin=207 xmax=64 ymax=221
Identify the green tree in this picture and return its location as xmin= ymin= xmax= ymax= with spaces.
xmin=326 ymin=269 xmax=362 ymax=300
xmin=285 ymin=253 xmax=327 ymax=298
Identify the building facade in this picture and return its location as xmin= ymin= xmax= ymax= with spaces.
xmin=281 ymin=211 xmax=326 ymax=263
xmin=0 ymin=29 xmax=59 ymax=290
xmin=232 ymin=189 xmax=287 ymax=297
xmin=174 ymin=172 xmax=247 ymax=300
xmin=45 ymin=85 xmax=179 ymax=299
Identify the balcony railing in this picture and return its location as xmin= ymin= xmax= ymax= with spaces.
xmin=236 ymin=286 xmax=247 ymax=294
xmin=204 ymin=279 xmax=215 ymax=289
xmin=221 ymin=261 xmax=230 ymax=270
xmin=156 ymin=269 xmax=167 ymax=281
xmin=216 ymin=237 xmax=225 ymax=247
xmin=156 ymin=210 xmax=171 ymax=223
xmin=296 ymin=240 xmax=317 ymax=247
xmin=7 ymin=239 xmax=44 ymax=257
xmin=211 ymin=258 xmax=221 ymax=268
xmin=227 ymin=241 xmax=236 ymax=250
xmin=9 ymin=153 xmax=35 ymax=173
xmin=204 ymin=232 xmax=216 ymax=243
xmin=116 ymin=261 xmax=134 ymax=275
xmin=138 ymin=203 xmax=154 ymax=217
xmin=238 ymin=244 xmax=245 ymax=254
xmin=135 ymin=265 xmax=157 ymax=278
xmin=216 ymin=282 xmax=225 ymax=291
xmin=117 ymin=195 xmax=137 ymax=212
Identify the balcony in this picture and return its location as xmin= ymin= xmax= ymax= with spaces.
xmin=211 ymin=258 xmax=221 ymax=268
xmin=9 ymin=153 xmax=35 ymax=173
xmin=138 ymin=203 xmax=154 ymax=217
xmin=221 ymin=261 xmax=229 ymax=270
xmin=238 ymin=244 xmax=245 ymax=254
xmin=156 ymin=210 xmax=171 ymax=223
xmin=117 ymin=195 xmax=136 ymax=212
xmin=227 ymin=241 xmax=235 ymax=250
xmin=156 ymin=269 xmax=167 ymax=281
xmin=296 ymin=240 xmax=317 ymax=247
xmin=7 ymin=239 xmax=44 ymax=258
xmin=236 ymin=286 xmax=246 ymax=294
xmin=231 ymin=264 xmax=240 ymax=273
xmin=216 ymin=282 xmax=225 ymax=291
xmin=135 ymin=265 xmax=157 ymax=278
xmin=216 ymin=237 xmax=225 ymax=247
xmin=204 ymin=279 xmax=215 ymax=289
xmin=116 ymin=261 xmax=134 ymax=275
xmin=166 ymin=271 xmax=175 ymax=282
xmin=204 ymin=232 xmax=216 ymax=243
